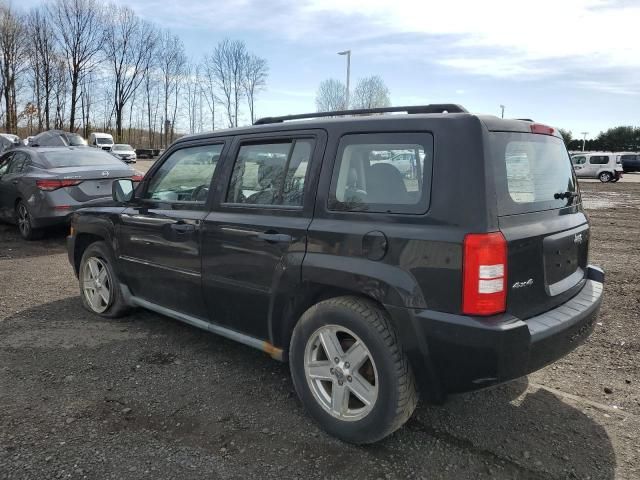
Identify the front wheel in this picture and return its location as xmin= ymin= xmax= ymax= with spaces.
xmin=79 ymin=241 xmax=130 ymax=318
xmin=289 ymin=296 xmax=418 ymax=444
xmin=599 ymin=171 xmax=613 ymax=182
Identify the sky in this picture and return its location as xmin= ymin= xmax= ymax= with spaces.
xmin=26 ymin=0 xmax=640 ymax=138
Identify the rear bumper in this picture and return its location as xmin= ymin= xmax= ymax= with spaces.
xmin=387 ymin=265 xmax=604 ymax=397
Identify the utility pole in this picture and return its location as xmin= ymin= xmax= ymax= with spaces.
xmin=338 ymin=50 xmax=351 ymax=109
xmin=581 ymin=132 xmax=588 ymax=152
xmin=500 ymin=104 xmax=505 ymax=118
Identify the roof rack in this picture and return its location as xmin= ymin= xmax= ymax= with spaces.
xmin=253 ymin=104 xmax=469 ymax=125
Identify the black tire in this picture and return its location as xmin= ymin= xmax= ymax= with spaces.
xmin=78 ymin=241 xmax=130 ymax=318
xmin=15 ymin=200 xmax=43 ymax=241
xmin=599 ymin=171 xmax=613 ymax=182
xmin=289 ymin=296 xmax=418 ymax=444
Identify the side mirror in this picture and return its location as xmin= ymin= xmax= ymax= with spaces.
xmin=112 ymin=178 xmax=134 ymax=203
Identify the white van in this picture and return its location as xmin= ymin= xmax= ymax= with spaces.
xmin=89 ymin=132 xmax=114 ymax=151
xmin=571 ymin=152 xmax=623 ymax=182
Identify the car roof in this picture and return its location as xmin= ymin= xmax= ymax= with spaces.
xmin=174 ymin=112 xmax=556 ymax=146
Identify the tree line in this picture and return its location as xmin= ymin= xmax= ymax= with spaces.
xmin=315 ymin=76 xmax=391 ymax=111
xmin=0 ymin=0 xmax=268 ymax=147
xmin=560 ymin=126 xmax=640 ymax=152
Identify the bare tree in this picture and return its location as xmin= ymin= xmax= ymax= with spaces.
xmin=103 ymin=5 xmax=158 ymax=140
xmin=27 ymin=7 xmax=58 ymax=130
xmin=205 ymin=39 xmax=247 ymax=128
xmin=49 ymin=0 xmax=104 ymax=132
xmin=158 ymin=30 xmax=186 ymax=147
xmin=351 ymin=75 xmax=391 ymax=109
xmin=315 ymin=78 xmax=347 ymax=112
xmin=0 ymin=3 xmax=27 ymax=133
xmin=242 ymin=53 xmax=268 ymax=124
xmin=200 ymin=55 xmax=217 ymax=131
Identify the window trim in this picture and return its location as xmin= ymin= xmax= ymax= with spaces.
xmin=221 ymin=135 xmax=316 ymax=211
xmin=327 ymin=131 xmax=434 ymax=215
xmin=139 ymin=141 xmax=226 ymax=210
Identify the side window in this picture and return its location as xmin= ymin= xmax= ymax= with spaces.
xmin=144 ymin=144 xmax=222 ymax=205
xmin=329 ymin=132 xmax=433 ymax=214
xmin=572 ymin=156 xmax=586 ymax=165
xmin=0 ymin=152 xmax=13 ymax=175
xmin=226 ymin=139 xmax=313 ymax=207
xmin=589 ymin=155 xmax=609 ymax=165
xmin=7 ymin=153 xmax=27 ymax=174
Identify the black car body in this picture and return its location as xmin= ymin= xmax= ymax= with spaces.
xmin=620 ymin=153 xmax=640 ymax=172
xmin=29 ymin=130 xmax=88 ymax=148
xmin=67 ymin=105 xmax=604 ymax=443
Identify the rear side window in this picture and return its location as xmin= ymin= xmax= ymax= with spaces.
xmin=226 ymin=139 xmax=313 ymax=207
xmin=7 ymin=153 xmax=28 ymax=173
xmin=589 ymin=155 xmax=609 ymax=165
xmin=329 ymin=132 xmax=433 ymax=214
xmin=491 ymin=133 xmax=577 ymax=215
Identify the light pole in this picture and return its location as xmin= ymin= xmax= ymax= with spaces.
xmin=581 ymin=132 xmax=588 ymax=152
xmin=338 ymin=50 xmax=351 ymax=109
xmin=500 ymin=104 xmax=505 ymax=118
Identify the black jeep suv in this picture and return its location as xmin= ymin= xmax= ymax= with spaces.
xmin=67 ymin=104 xmax=604 ymax=443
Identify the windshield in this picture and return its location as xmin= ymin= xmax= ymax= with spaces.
xmin=113 ymin=144 xmax=133 ymax=151
xmin=95 ymin=137 xmax=113 ymax=145
xmin=42 ymin=150 xmax=126 ymax=168
xmin=490 ymin=132 xmax=578 ymax=215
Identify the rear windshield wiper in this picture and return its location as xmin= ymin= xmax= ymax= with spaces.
xmin=554 ymin=191 xmax=579 ymax=200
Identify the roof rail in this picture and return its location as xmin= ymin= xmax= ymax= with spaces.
xmin=253 ymin=104 xmax=468 ymax=125
xmin=516 ymin=118 xmax=534 ymax=122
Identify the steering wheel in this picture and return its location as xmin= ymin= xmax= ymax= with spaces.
xmin=190 ymin=185 xmax=209 ymax=202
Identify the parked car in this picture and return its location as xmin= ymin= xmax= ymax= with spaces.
xmin=0 ymin=133 xmax=20 ymax=154
xmin=89 ymin=132 xmax=114 ymax=151
xmin=111 ymin=144 xmax=137 ymax=163
xmin=617 ymin=152 xmax=640 ymax=173
xmin=67 ymin=104 xmax=604 ymax=444
xmin=29 ymin=130 xmax=87 ymax=148
xmin=0 ymin=147 xmax=141 ymax=240
xmin=571 ymin=152 xmax=623 ymax=182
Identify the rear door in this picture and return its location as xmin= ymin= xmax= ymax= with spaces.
xmin=489 ymin=131 xmax=589 ymax=319
xmin=116 ymin=141 xmax=226 ymax=317
xmin=200 ymin=130 xmax=325 ymax=340
xmin=0 ymin=152 xmax=16 ymax=219
xmin=0 ymin=152 xmax=29 ymax=218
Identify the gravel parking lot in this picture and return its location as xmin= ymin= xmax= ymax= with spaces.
xmin=1 ymin=179 xmax=639 ymax=480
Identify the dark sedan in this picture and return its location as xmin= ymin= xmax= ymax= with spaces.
xmin=0 ymin=147 xmax=142 ymax=239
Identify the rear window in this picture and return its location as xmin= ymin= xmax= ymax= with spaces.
xmin=42 ymin=150 xmax=126 ymax=168
xmin=329 ymin=132 xmax=433 ymax=214
xmin=491 ymin=133 xmax=578 ymax=215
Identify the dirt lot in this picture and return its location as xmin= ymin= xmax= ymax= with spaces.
xmin=1 ymin=179 xmax=639 ymax=480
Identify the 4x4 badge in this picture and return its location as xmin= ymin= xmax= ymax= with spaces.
xmin=512 ymin=279 xmax=534 ymax=289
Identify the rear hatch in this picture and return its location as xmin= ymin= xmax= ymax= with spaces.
xmin=489 ymin=129 xmax=589 ymax=319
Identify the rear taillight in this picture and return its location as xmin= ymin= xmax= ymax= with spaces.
xmin=462 ymin=232 xmax=507 ymax=316
xmin=36 ymin=179 xmax=82 ymax=191
xmin=131 ymin=172 xmax=144 ymax=182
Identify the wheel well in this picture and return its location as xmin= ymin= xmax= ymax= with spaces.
xmin=73 ymin=233 xmax=104 ymax=274
xmin=275 ymin=283 xmax=385 ymax=361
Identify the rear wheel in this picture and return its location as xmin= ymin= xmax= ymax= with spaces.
xmin=289 ymin=296 xmax=417 ymax=444
xmin=79 ymin=241 xmax=130 ymax=318
xmin=16 ymin=201 xmax=42 ymax=240
xmin=599 ymin=171 xmax=613 ymax=182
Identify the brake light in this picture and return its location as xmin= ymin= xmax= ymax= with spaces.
xmin=131 ymin=172 xmax=144 ymax=182
xmin=462 ymin=232 xmax=507 ymax=316
xmin=36 ymin=179 xmax=82 ymax=191
xmin=530 ymin=123 xmax=555 ymax=136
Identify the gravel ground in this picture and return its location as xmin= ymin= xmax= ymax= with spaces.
xmin=1 ymin=180 xmax=639 ymax=480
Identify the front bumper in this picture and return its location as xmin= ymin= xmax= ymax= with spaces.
xmin=387 ymin=266 xmax=604 ymax=398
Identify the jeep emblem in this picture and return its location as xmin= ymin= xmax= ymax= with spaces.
xmin=512 ymin=279 xmax=534 ymax=289
xmin=574 ymin=233 xmax=584 ymax=245
xmin=101 ymin=171 xmax=110 ymax=177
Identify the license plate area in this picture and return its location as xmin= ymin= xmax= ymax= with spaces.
xmin=543 ymin=225 xmax=589 ymax=293
xmin=78 ymin=179 xmax=113 ymax=196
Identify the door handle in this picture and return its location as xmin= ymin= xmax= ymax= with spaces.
xmin=170 ymin=223 xmax=196 ymax=234
xmin=12 ymin=180 xmax=18 ymax=185
xmin=257 ymin=231 xmax=292 ymax=244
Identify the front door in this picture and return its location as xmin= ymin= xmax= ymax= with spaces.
xmin=117 ymin=142 xmax=225 ymax=317
xmin=201 ymin=131 xmax=325 ymax=340
xmin=571 ymin=155 xmax=587 ymax=177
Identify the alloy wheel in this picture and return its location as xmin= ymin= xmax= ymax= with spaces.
xmin=17 ymin=203 xmax=31 ymax=237
xmin=82 ymin=257 xmax=112 ymax=313
xmin=304 ymin=325 xmax=378 ymax=421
